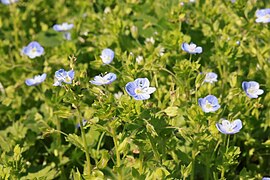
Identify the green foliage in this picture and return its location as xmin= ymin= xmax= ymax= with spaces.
xmin=0 ymin=0 xmax=270 ymax=179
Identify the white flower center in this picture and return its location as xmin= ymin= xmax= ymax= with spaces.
xmin=31 ymin=48 xmax=37 ymax=54
xmin=188 ymin=44 xmax=196 ymax=52
xmin=135 ymin=88 xmax=144 ymax=94
xmin=205 ymin=100 xmax=213 ymax=110
xmin=262 ymin=14 xmax=270 ymax=21
xmin=247 ymin=87 xmax=257 ymax=94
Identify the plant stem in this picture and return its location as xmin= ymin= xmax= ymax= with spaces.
xmin=226 ymin=135 xmax=230 ymax=153
xmin=97 ymin=132 xmax=105 ymax=153
xmin=139 ymin=151 xmax=144 ymax=174
xmin=111 ymin=128 xmax=122 ymax=180
xmin=191 ymin=141 xmax=196 ymax=180
xmin=56 ymin=117 xmax=62 ymax=160
xmin=189 ymin=54 xmax=192 ymax=61
xmin=147 ymin=133 xmax=160 ymax=163
xmin=112 ymin=130 xmax=120 ymax=167
xmin=10 ymin=4 xmax=19 ymax=48
xmin=77 ymin=109 xmax=92 ymax=176
xmin=68 ymin=86 xmax=92 ymax=176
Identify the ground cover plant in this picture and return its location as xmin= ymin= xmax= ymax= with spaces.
xmin=0 ymin=0 xmax=270 ymax=179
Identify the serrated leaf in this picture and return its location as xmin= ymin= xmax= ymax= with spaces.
xmin=65 ymin=134 xmax=85 ymax=152
xmin=20 ymin=166 xmax=59 ymax=180
xmin=164 ymin=106 xmax=178 ymax=117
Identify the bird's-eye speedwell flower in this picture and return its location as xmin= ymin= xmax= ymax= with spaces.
xmin=53 ymin=69 xmax=75 ymax=86
xmin=100 ymin=48 xmax=114 ymax=64
xmin=1 ymin=0 xmax=18 ymax=4
xmin=125 ymin=78 xmax=156 ymax=100
xmin=22 ymin=41 xmax=44 ymax=59
xmin=255 ymin=8 xmax=270 ymax=23
xmin=53 ymin=23 xmax=74 ymax=32
xmin=242 ymin=81 xmax=264 ymax=98
xmin=25 ymin=73 xmax=46 ymax=86
xmin=216 ymin=119 xmax=242 ymax=134
xmin=198 ymin=95 xmax=220 ymax=113
xmin=76 ymin=119 xmax=87 ymax=128
xmin=204 ymin=72 xmax=218 ymax=83
xmin=181 ymin=42 xmax=202 ymax=54
xmin=90 ymin=73 xmax=117 ymax=85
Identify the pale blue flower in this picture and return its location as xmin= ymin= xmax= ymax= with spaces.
xmin=198 ymin=95 xmax=220 ymax=113
xmin=53 ymin=69 xmax=75 ymax=86
xmin=216 ymin=119 xmax=242 ymax=135
xmin=125 ymin=78 xmax=156 ymax=100
xmin=1 ymin=0 xmax=18 ymax=4
xmin=242 ymin=81 xmax=264 ymax=98
xmin=262 ymin=177 xmax=270 ymax=180
xmin=181 ymin=42 xmax=202 ymax=54
xmin=63 ymin=32 xmax=71 ymax=40
xmin=90 ymin=73 xmax=117 ymax=85
xmin=53 ymin=23 xmax=74 ymax=32
xmin=100 ymin=48 xmax=114 ymax=64
xmin=25 ymin=73 xmax=46 ymax=86
xmin=204 ymin=72 xmax=218 ymax=83
xmin=76 ymin=119 xmax=87 ymax=128
xmin=255 ymin=9 xmax=270 ymax=23
xmin=22 ymin=41 xmax=44 ymax=59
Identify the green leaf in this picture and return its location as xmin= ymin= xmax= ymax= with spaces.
xmin=65 ymin=134 xmax=85 ymax=152
xmin=164 ymin=106 xmax=178 ymax=117
xmin=20 ymin=166 xmax=59 ymax=180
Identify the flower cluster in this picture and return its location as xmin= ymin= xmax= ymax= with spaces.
xmin=197 ymin=71 xmax=263 ymax=135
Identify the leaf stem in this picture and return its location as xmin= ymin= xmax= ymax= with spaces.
xmin=78 ymin=115 xmax=92 ymax=176
xmin=111 ymin=128 xmax=122 ymax=179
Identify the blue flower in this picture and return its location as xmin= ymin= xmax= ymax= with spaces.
xmin=53 ymin=69 xmax=75 ymax=86
xmin=263 ymin=177 xmax=270 ymax=180
xmin=25 ymin=73 xmax=46 ymax=86
xmin=204 ymin=72 xmax=218 ymax=83
xmin=76 ymin=119 xmax=87 ymax=128
xmin=53 ymin=23 xmax=74 ymax=32
xmin=181 ymin=42 xmax=202 ymax=54
xmin=216 ymin=119 xmax=242 ymax=135
xmin=90 ymin=73 xmax=117 ymax=85
xmin=1 ymin=0 xmax=18 ymax=5
xmin=242 ymin=81 xmax=264 ymax=98
xmin=255 ymin=9 xmax=270 ymax=23
xmin=198 ymin=95 xmax=220 ymax=113
xmin=22 ymin=41 xmax=44 ymax=59
xmin=125 ymin=78 xmax=156 ymax=100
xmin=100 ymin=48 xmax=114 ymax=64
xmin=63 ymin=32 xmax=71 ymax=40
